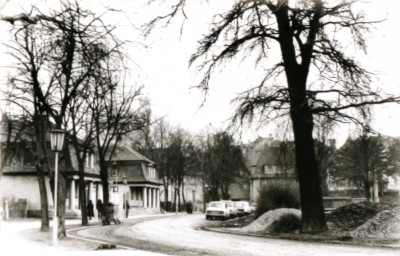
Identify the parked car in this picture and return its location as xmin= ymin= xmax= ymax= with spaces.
xmin=220 ymin=200 xmax=237 ymax=218
xmin=205 ymin=201 xmax=230 ymax=220
xmin=234 ymin=201 xmax=245 ymax=216
xmin=234 ymin=201 xmax=252 ymax=216
xmin=241 ymin=201 xmax=252 ymax=215
xmin=250 ymin=203 xmax=257 ymax=213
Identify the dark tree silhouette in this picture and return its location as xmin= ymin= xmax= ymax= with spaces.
xmin=2 ymin=1 xmax=130 ymax=236
xmin=148 ymin=0 xmax=399 ymax=232
xmin=332 ymin=129 xmax=400 ymax=200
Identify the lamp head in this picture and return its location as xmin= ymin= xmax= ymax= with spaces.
xmin=50 ymin=129 xmax=66 ymax=152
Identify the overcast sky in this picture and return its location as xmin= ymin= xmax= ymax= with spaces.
xmin=1 ymin=0 xmax=400 ymax=146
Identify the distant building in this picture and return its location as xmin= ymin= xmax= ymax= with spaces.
xmin=243 ymin=137 xmax=296 ymax=202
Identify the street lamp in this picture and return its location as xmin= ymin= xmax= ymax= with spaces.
xmin=50 ymin=129 xmax=65 ymax=247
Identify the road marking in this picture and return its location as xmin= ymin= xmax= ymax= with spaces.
xmin=65 ymin=214 xmax=178 ymax=251
xmin=66 ymin=224 xmax=135 ymax=250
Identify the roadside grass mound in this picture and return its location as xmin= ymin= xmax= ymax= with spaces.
xmin=219 ymin=214 xmax=257 ymax=228
xmin=326 ymin=201 xmax=398 ymax=233
xmin=241 ymin=208 xmax=301 ymax=234
xmin=267 ymin=213 xmax=301 ymax=233
xmin=350 ymin=206 xmax=400 ymax=239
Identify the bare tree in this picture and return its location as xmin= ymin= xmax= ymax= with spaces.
xmin=88 ymin=61 xmax=145 ymax=204
xmin=2 ymin=2 xmax=127 ymax=237
xmin=64 ymin=83 xmax=95 ymax=226
xmin=332 ymin=127 xmax=400 ymax=200
xmin=147 ymin=0 xmax=399 ymax=232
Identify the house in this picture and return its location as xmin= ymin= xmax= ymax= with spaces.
xmin=0 ymin=115 xmax=161 ymax=218
xmin=107 ymin=145 xmax=162 ymax=214
xmin=243 ymin=137 xmax=296 ymax=202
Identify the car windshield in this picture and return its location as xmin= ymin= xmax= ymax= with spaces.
xmin=209 ymin=202 xmax=225 ymax=208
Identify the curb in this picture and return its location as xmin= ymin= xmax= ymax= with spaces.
xmin=201 ymin=226 xmax=400 ymax=250
xmin=65 ymin=213 xmax=177 ymax=250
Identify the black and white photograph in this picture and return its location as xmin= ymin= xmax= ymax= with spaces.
xmin=1 ymin=0 xmax=400 ymax=255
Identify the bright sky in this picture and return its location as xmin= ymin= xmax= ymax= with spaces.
xmin=1 ymin=0 xmax=400 ymax=147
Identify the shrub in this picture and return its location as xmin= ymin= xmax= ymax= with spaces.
xmin=256 ymin=180 xmax=300 ymax=217
xmin=268 ymin=213 xmax=301 ymax=233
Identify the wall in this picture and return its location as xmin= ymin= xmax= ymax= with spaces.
xmin=0 ymin=175 xmax=53 ymax=211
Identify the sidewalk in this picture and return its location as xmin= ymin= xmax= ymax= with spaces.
xmin=0 ymin=214 xmax=174 ymax=256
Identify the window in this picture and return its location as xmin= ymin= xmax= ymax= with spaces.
xmin=85 ymin=153 xmax=89 ymax=168
xmin=111 ymin=168 xmax=117 ymax=177
xmin=23 ymin=150 xmax=34 ymax=166
xmin=90 ymin=154 xmax=94 ymax=169
xmin=148 ymin=166 xmax=156 ymax=178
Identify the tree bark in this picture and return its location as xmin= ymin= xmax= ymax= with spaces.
xmin=33 ymin=114 xmax=50 ymax=231
xmin=36 ymin=165 xmax=49 ymax=231
xmin=78 ymin=163 xmax=88 ymax=225
xmin=290 ymin=104 xmax=327 ymax=232
xmin=164 ymin=187 xmax=168 ymax=212
xmin=99 ymin=160 xmax=110 ymax=203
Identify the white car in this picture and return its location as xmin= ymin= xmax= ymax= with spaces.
xmin=234 ymin=201 xmax=252 ymax=216
xmin=206 ymin=201 xmax=230 ymax=220
xmin=250 ymin=203 xmax=257 ymax=213
xmin=221 ymin=200 xmax=237 ymax=218
xmin=240 ymin=201 xmax=252 ymax=215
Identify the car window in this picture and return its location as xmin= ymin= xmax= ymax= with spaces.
xmin=234 ymin=202 xmax=243 ymax=207
xmin=210 ymin=202 xmax=225 ymax=208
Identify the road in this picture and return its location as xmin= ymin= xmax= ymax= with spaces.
xmin=75 ymin=213 xmax=400 ymax=256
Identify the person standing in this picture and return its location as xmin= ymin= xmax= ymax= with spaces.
xmin=96 ymin=199 xmax=103 ymax=220
xmin=87 ymin=200 xmax=94 ymax=220
xmin=124 ymin=200 xmax=130 ymax=218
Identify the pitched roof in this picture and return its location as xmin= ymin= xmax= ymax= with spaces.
xmin=110 ymin=145 xmax=154 ymax=164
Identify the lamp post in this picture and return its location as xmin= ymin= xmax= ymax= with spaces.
xmin=50 ymin=129 xmax=65 ymax=247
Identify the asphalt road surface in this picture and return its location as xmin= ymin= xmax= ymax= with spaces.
xmin=75 ymin=213 xmax=400 ymax=256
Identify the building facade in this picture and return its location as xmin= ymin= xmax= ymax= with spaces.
xmin=0 ymin=116 xmax=161 ymax=218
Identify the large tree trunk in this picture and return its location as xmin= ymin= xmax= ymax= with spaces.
xmin=181 ymin=182 xmax=186 ymax=205
xmin=291 ymin=108 xmax=327 ymax=232
xmin=34 ymin=115 xmax=50 ymax=231
xmin=288 ymin=75 xmax=327 ymax=232
xmin=364 ymin=182 xmax=371 ymax=201
xmin=173 ymin=188 xmax=177 ymax=212
xmin=177 ymin=188 xmax=181 ymax=212
xmin=162 ymin=177 xmax=169 ymax=211
xmin=99 ymin=160 xmax=110 ymax=203
xmin=163 ymin=187 xmax=169 ymax=212
xmin=78 ymin=162 xmax=88 ymax=226
xmin=36 ymin=165 xmax=49 ymax=231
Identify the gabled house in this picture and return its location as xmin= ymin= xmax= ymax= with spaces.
xmin=0 ymin=115 xmax=161 ymax=218
xmin=107 ymin=145 xmax=162 ymax=214
xmin=243 ymin=137 xmax=296 ymax=202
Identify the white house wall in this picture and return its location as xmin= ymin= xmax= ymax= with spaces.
xmin=0 ymin=175 xmax=52 ymax=211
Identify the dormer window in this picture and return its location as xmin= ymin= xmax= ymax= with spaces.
xmin=85 ymin=152 xmax=94 ymax=169
xmin=148 ymin=166 xmax=156 ymax=178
